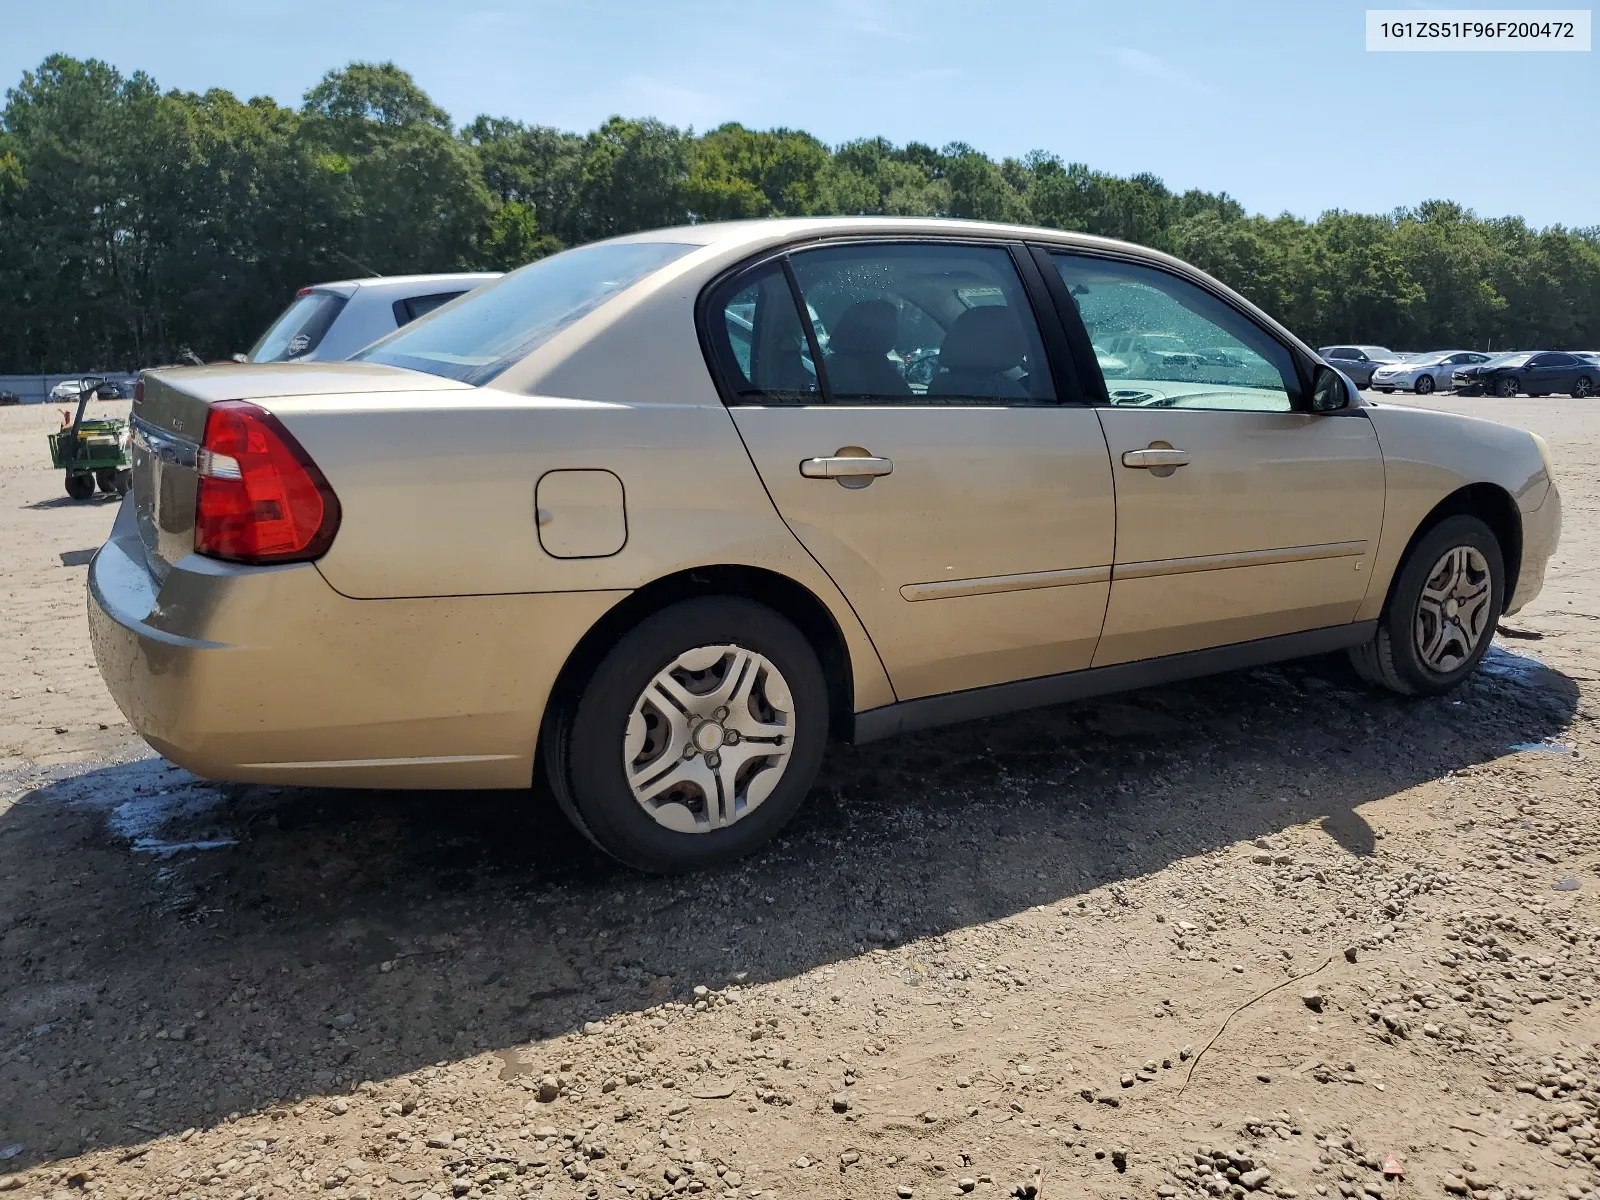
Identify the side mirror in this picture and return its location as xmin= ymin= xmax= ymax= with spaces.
xmin=1311 ymin=364 xmax=1352 ymax=412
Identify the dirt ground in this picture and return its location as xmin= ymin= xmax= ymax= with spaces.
xmin=3 ymin=392 xmax=1600 ymax=1200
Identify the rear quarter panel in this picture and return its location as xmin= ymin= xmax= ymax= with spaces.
xmin=266 ymin=389 xmax=896 ymax=712
xmin=1358 ymin=403 xmax=1550 ymax=621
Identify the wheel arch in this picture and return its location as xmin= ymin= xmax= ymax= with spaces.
xmin=1381 ymin=482 xmax=1523 ymax=616
xmin=539 ymin=564 xmax=859 ymax=754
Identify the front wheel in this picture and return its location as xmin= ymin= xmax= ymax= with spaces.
xmin=1377 ymin=387 xmax=1395 ymax=394
xmin=1495 ymin=377 xmax=1519 ymax=398
xmin=1414 ymin=374 xmax=1435 ymax=395
xmin=1574 ymin=375 xmax=1594 ymax=398
xmin=546 ymin=596 xmax=829 ymax=873
xmin=64 ymin=472 xmax=95 ymax=500
xmin=1348 ymin=515 xmax=1503 ymax=696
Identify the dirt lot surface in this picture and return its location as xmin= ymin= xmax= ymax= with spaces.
xmin=3 ymin=393 xmax=1600 ymax=1200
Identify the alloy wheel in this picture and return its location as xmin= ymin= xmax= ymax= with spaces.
xmin=1414 ymin=546 xmax=1493 ymax=673
xmin=1576 ymin=376 xmax=1594 ymax=398
xmin=623 ymin=644 xmax=795 ymax=833
xmin=1414 ymin=374 xmax=1435 ymax=395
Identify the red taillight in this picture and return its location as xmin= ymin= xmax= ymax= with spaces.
xmin=134 ymin=379 xmax=144 ymax=403
xmin=193 ymin=401 xmax=340 ymax=565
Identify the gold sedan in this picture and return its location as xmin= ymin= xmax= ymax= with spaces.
xmin=89 ymin=218 xmax=1561 ymax=872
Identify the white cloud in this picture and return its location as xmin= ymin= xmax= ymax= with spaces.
xmin=1109 ymin=45 xmax=1218 ymax=95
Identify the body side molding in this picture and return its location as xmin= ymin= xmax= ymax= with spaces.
xmin=851 ymin=621 xmax=1377 ymax=743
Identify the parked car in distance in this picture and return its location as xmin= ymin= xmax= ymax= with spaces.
xmin=1318 ymin=345 xmax=1404 ymax=388
xmin=246 ymin=273 xmax=502 ymax=364
xmin=91 ymin=217 xmax=1561 ymax=873
xmin=49 ymin=378 xmax=121 ymax=403
xmin=1453 ymin=351 xmax=1596 ymax=398
xmin=1370 ymin=350 xmax=1493 ymax=395
xmin=0 ymin=389 xmax=20 ymax=406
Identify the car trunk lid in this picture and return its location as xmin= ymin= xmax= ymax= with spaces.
xmin=130 ymin=363 xmax=464 ymax=582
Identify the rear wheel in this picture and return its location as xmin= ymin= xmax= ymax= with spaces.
xmin=545 ymin=596 xmax=829 ymax=873
xmin=1414 ymin=374 xmax=1435 ymax=395
xmin=1348 ymin=515 xmax=1503 ymax=696
xmin=64 ymin=472 xmax=95 ymax=500
xmin=1495 ymin=377 xmax=1519 ymax=398
xmin=94 ymin=468 xmax=118 ymax=493
xmin=1574 ymin=375 xmax=1594 ymax=398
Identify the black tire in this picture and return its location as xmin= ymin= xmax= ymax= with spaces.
xmin=1377 ymin=388 xmax=1395 ymax=394
xmin=1574 ymin=375 xmax=1594 ymax=398
xmin=1348 ymin=514 xmax=1504 ymax=697
xmin=1414 ymin=374 xmax=1435 ymax=395
xmin=113 ymin=468 xmax=132 ymax=497
xmin=1495 ymin=377 xmax=1519 ymax=398
xmin=64 ymin=472 xmax=95 ymax=500
xmin=545 ymin=596 xmax=829 ymax=873
xmin=94 ymin=468 xmax=117 ymax=493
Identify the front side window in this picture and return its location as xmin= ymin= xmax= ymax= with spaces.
xmin=358 ymin=240 xmax=694 ymax=384
xmin=1051 ymin=253 xmax=1299 ymax=412
xmin=247 ymin=290 xmax=349 ymax=362
xmin=786 ymin=242 xmax=1056 ymax=404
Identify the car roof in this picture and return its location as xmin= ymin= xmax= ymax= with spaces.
xmin=601 ymin=215 xmax=1208 ymax=262
xmin=309 ymin=272 xmax=502 ymax=298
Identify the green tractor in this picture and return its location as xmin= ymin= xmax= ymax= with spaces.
xmin=47 ymin=377 xmax=132 ymax=500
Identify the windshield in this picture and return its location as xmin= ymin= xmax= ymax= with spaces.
xmin=357 ymin=240 xmax=695 ymax=384
xmin=248 ymin=290 xmax=349 ymax=362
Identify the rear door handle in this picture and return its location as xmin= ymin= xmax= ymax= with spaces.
xmin=800 ymin=455 xmax=894 ymax=480
xmin=1121 ymin=447 xmax=1190 ymax=469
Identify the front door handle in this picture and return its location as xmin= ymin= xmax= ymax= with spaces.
xmin=800 ymin=453 xmax=894 ymax=487
xmin=1121 ymin=447 xmax=1190 ymax=469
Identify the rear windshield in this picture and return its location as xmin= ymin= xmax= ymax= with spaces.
xmin=247 ymin=290 xmax=349 ymax=362
xmin=356 ymin=240 xmax=695 ymax=384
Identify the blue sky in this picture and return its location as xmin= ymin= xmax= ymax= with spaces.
xmin=4 ymin=0 xmax=1595 ymax=228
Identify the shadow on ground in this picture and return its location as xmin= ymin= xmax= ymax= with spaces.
xmin=0 ymin=646 xmax=1580 ymax=1166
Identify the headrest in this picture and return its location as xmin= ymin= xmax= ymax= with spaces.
xmin=938 ymin=306 xmax=1026 ymax=372
xmin=829 ymin=300 xmax=898 ymax=356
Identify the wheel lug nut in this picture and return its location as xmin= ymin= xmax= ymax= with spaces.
xmin=714 ymin=706 xmax=729 ymax=721
xmin=707 ymin=753 xmax=721 ymax=768
xmin=724 ymin=730 xmax=740 ymax=745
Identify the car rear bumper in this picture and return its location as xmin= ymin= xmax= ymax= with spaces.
xmin=88 ymin=497 xmax=626 ymax=788
xmin=1506 ymin=481 xmax=1560 ymax=616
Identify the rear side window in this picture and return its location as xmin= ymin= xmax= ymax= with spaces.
xmin=394 ymin=291 xmax=467 ymax=327
xmin=247 ymin=291 xmax=349 ymax=362
xmin=705 ymin=263 xmax=821 ymax=404
xmin=357 ymin=240 xmax=695 ymax=384
xmin=788 ymin=242 xmax=1056 ymax=404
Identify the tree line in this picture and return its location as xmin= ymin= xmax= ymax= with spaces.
xmin=2 ymin=55 xmax=1596 ymax=373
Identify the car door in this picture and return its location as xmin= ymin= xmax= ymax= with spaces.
xmin=1040 ymin=249 xmax=1386 ymax=665
xmin=708 ymin=240 xmax=1117 ymax=701
xmin=1521 ymin=353 xmax=1556 ymax=393
xmin=1544 ymin=352 xmax=1580 ymax=394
